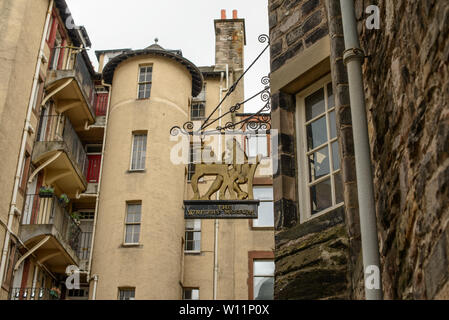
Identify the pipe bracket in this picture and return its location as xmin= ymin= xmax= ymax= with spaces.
xmin=343 ymin=48 xmax=366 ymax=65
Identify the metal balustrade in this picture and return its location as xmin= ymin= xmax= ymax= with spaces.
xmin=10 ymin=287 xmax=60 ymax=300
xmin=36 ymin=114 xmax=87 ymax=176
xmin=22 ymin=194 xmax=82 ymax=255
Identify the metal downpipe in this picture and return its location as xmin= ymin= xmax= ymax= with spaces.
xmin=339 ymin=0 xmax=383 ymax=300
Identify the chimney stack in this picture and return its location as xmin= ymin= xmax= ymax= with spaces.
xmin=214 ymin=10 xmax=246 ymax=70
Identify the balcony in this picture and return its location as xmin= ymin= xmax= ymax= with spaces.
xmin=10 ymin=287 xmax=61 ymax=300
xmin=45 ymin=50 xmax=96 ymax=129
xmin=32 ymin=115 xmax=87 ymax=197
xmin=20 ymin=194 xmax=82 ymax=273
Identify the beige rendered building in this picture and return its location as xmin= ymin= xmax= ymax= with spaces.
xmin=0 ymin=1 xmax=274 ymax=301
xmin=91 ymin=10 xmax=275 ymax=300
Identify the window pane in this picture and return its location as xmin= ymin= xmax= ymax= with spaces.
xmin=125 ymin=225 xmax=133 ymax=243
xmin=119 ymin=289 xmax=135 ymax=300
xmin=254 ymin=260 xmax=275 ymax=276
xmin=308 ymin=146 xmax=330 ymax=182
xmin=125 ymin=225 xmax=140 ymax=244
xmin=253 ymin=187 xmax=273 ymax=201
xmin=332 ymin=141 xmax=340 ymax=171
xmin=132 ymin=225 xmax=140 ymax=243
xmin=334 ymin=173 xmax=344 ymax=204
xmin=247 ymin=135 xmax=268 ymax=157
xmin=131 ymin=134 xmax=147 ymax=170
xmin=327 ymin=83 xmax=335 ymax=109
xmin=253 ymin=201 xmax=274 ymax=227
xmin=310 ymin=178 xmax=332 ymax=214
xmin=329 ymin=110 xmax=337 ymax=139
xmin=191 ymin=103 xmax=205 ymax=120
xmin=254 ymin=277 xmax=274 ymax=300
xmin=305 ymin=88 xmax=325 ymax=121
xmin=306 ymin=116 xmax=327 ymax=150
xmin=144 ymin=84 xmax=151 ymax=99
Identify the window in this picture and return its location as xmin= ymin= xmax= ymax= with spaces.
xmin=130 ymin=133 xmax=147 ymax=171
xmin=50 ymin=31 xmax=62 ymax=70
xmin=19 ymin=153 xmax=31 ymax=191
xmin=118 ymin=288 xmax=135 ymax=300
xmin=138 ymin=66 xmax=152 ymax=99
xmin=46 ymin=14 xmax=54 ymax=42
xmin=124 ymin=203 xmax=141 ymax=244
xmin=183 ymin=288 xmax=199 ymax=300
xmin=68 ymin=289 xmax=87 ymax=297
xmin=246 ymin=132 xmax=268 ymax=158
xmin=2 ymin=241 xmax=17 ymax=290
xmin=296 ymin=79 xmax=344 ymax=220
xmin=191 ymin=84 xmax=206 ymax=120
xmin=253 ymin=187 xmax=274 ymax=228
xmin=253 ymin=260 xmax=274 ymax=300
xmin=32 ymin=78 xmax=44 ymax=111
xmin=185 ymin=220 xmax=201 ymax=252
xmin=191 ymin=103 xmax=205 ymax=120
xmin=187 ymin=144 xmax=198 ymax=181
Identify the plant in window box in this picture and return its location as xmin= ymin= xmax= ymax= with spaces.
xmin=49 ymin=287 xmax=61 ymax=299
xmin=58 ymin=194 xmax=70 ymax=207
xmin=38 ymin=186 xmax=54 ymax=198
xmin=70 ymin=212 xmax=81 ymax=225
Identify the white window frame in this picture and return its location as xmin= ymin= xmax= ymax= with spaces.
xmin=295 ymin=75 xmax=344 ymax=223
xmin=252 ymin=186 xmax=274 ymax=228
xmin=184 ymin=219 xmax=201 ymax=253
xmin=130 ymin=133 xmax=147 ymax=171
xmin=246 ymin=132 xmax=269 ymax=158
xmin=137 ymin=65 xmax=152 ymax=99
xmin=124 ymin=202 xmax=142 ymax=245
xmin=253 ymin=260 xmax=274 ymax=300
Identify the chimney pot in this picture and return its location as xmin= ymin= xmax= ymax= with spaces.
xmin=221 ymin=9 xmax=226 ymax=19
xmin=233 ymin=10 xmax=238 ymax=19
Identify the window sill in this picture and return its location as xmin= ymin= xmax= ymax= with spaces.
xmin=120 ymin=243 xmax=143 ymax=248
xmin=136 ymin=98 xmax=150 ymax=101
xmin=250 ymin=226 xmax=275 ymax=231
xmin=127 ymin=169 xmax=146 ymax=174
xmin=302 ymin=202 xmax=345 ymax=224
xmin=184 ymin=251 xmax=201 ymax=255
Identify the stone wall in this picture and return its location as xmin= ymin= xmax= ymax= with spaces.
xmin=353 ymin=0 xmax=449 ymax=299
xmin=269 ymin=0 xmax=329 ymax=72
xmin=269 ymin=0 xmax=354 ymax=300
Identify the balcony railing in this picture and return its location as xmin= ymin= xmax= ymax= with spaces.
xmin=10 ymin=287 xmax=60 ymax=300
xmin=36 ymin=115 xmax=87 ymax=177
xmin=50 ymin=48 xmax=96 ymax=116
xmin=22 ymin=194 xmax=82 ymax=254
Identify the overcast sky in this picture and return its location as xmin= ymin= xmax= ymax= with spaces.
xmin=65 ymin=0 xmax=270 ymax=113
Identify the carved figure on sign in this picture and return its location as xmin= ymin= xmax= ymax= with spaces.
xmin=190 ymin=138 xmax=260 ymax=201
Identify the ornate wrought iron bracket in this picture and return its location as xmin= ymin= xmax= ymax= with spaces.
xmin=170 ymin=34 xmax=271 ymax=137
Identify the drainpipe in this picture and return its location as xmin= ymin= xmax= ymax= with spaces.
xmin=90 ymin=274 xmax=99 ymax=300
xmin=213 ymin=70 xmax=226 ymax=300
xmin=86 ymin=80 xmax=112 ymax=299
xmin=0 ymin=0 xmax=54 ymax=285
xmin=339 ymin=0 xmax=383 ymax=300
